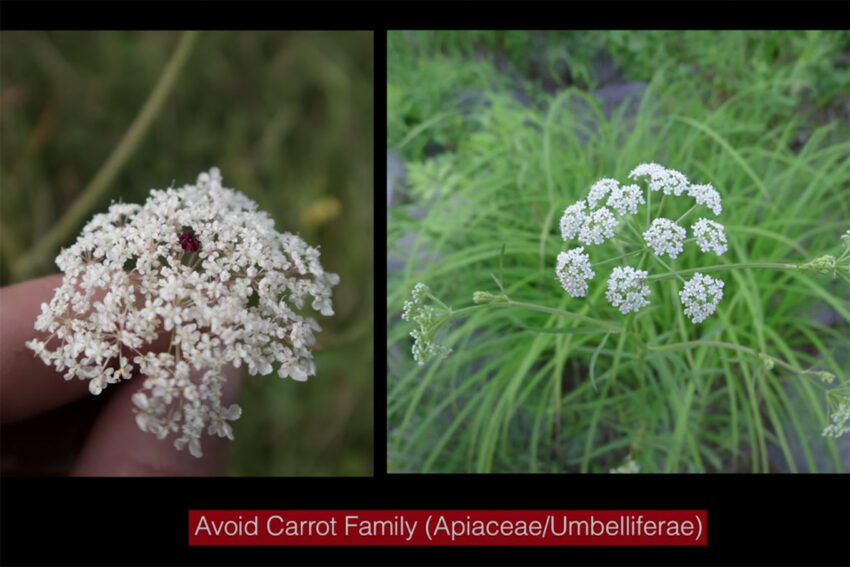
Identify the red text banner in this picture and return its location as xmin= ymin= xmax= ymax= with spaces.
xmin=189 ymin=510 xmax=707 ymax=546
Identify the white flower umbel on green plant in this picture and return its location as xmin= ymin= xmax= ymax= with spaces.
xmin=628 ymin=162 xmax=689 ymax=196
xmin=606 ymin=183 xmax=644 ymax=216
xmin=559 ymin=200 xmax=588 ymax=241
xmin=822 ymin=393 xmax=850 ymax=438
xmin=24 ymin=168 xmax=339 ymax=458
xmin=578 ymin=207 xmax=618 ymax=245
xmin=679 ymin=273 xmax=724 ymax=324
xmin=692 ymin=218 xmax=728 ymax=255
xmin=587 ymin=178 xmax=620 ymax=209
xmin=556 ymin=247 xmax=595 ymax=297
xmin=643 ymin=217 xmax=687 ymax=259
xmin=605 ymin=266 xmax=651 ymax=314
xmin=687 ymin=183 xmax=722 ymax=216
xmin=401 ymin=283 xmax=451 ymax=365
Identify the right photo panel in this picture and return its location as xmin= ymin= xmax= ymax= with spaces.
xmin=387 ymin=30 xmax=850 ymax=474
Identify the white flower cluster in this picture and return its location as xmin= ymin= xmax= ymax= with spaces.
xmin=822 ymin=388 xmax=850 ymax=439
xmin=401 ymin=283 xmax=451 ymax=365
xmin=693 ymin=218 xmax=728 ymax=255
xmin=607 ymin=183 xmax=644 ymax=216
xmin=587 ymin=178 xmax=620 ymax=209
xmin=556 ymin=248 xmax=594 ymax=298
xmin=578 ymin=207 xmax=618 ymax=246
xmin=823 ymin=401 xmax=850 ymax=438
xmin=605 ymin=266 xmax=651 ymax=314
xmin=687 ymin=184 xmax=722 ymax=216
xmin=555 ymin=164 xmax=727 ymax=323
xmin=628 ymin=162 xmax=689 ymax=196
xmin=560 ymin=201 xmax=588 ymax=241
xmin=678 ymin=273 xmax=724 ymax=324
xmin=25 ymin=168 xmax=339 ymax=458
xmin=643 ymin=217 xmax=687 ymax=259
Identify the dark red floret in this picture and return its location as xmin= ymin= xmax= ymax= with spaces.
xmin=179 ymin=230 xmax=200 ymax=252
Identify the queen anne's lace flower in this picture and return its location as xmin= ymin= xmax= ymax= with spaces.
xmin=587 ymin=178 xmax=620 ymax=209
xmin=25 ymin=168 xmax=339 ymax=458
xmin=687 ymin=183 xmax=722 ymax=215
xmin=556 ymin=247 xmax=595 ymax=297
xmin=692 ymin=218 xmax=727 ymax=255
xmin=679 ymin=273 xmax=724 ymax=324
xmin=643 ymin=217 xmax=686 ymax=259
xmin=606 ymin=183 xmax=644 ymax=216
xmin=560 ymin=200 xmax=588 ymax=241
xmin=578 ymin=207 xmax=618 ymax=245
xmin=605 ymin=266 xmax=651 ymax=314
xmin=628 ymin=163 xmax=689 ymax=196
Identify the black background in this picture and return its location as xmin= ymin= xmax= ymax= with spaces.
xmin=1 ymin=475 xmax=849 ymax=565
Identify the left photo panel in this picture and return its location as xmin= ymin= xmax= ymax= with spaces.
xmin=0 ymin=30 xmax=374 ymax=477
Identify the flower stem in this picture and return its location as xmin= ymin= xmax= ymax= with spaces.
xmin=647 ymin=340 xmax=800 ymax=375
xmin=12 ymin=31 xmax=201 ymax=280
xmin=462 ymin=294 xmax=624 ymax=332
xmin=675 ymin=203 xmax=698 ymax=224
xmin=652 ymin=254 xmax=686 ymax=283
xmin=591 ymin=248 xmax=644 ymax=268
xmin=646 ymin=262 xmax=799 ymax=282
xmin=498 ymin=297 xmax=625 ymax=333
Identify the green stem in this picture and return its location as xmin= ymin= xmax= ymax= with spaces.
xmin=428 ymin=293 xmax=451 ymax=312
xmin=499 ymin=297 xmax=625 ymax=333
xmin=449 ymin=305 xmax=482 ymax=317
xmin=648 ymin=340 xmax=800 ymax=375
xmin=624 ymin=216 xmax=645 ymax=243
xmin=646 ymin=262 xmax=799 ymax=282
xmin=456 ymin=296 xmax=624 ymax=333
xmin=675 ymin=203 xmax=698 ymax=224
xmin=12 ymin=31 xmax=201 ymax=280
xmin=652 ymin=254 xmax=686 ymax=283
xmin=591 ymin=248 xmax=644 ymax=268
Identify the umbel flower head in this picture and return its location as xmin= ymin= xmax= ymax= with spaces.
xmin=25 ymin=168 xmax=339 ymax=458
xmin=401 ymin=283 xmax=451 ymax=365
xmin=555 ymin=164 xmax=728 ymax=325
xmin=556 ymin=247 xmax=594 ymax=297
xmin=643 ymin=217 xmax=686 ymax=259
xmin=605 ymin=266 xmax=651 ymax=314
xmin=679 ymin=273 xmax=724 ymax=324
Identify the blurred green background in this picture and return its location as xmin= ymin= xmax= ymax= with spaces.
xmin=1 ymin=31 xmax=373 ymax=476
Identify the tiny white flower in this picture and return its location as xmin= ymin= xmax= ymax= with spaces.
xmin=559 ymin=200 xmax=588 ymax=241
xmin=605 ymin=266 xmax=651 ymax=314
xmin=578 ymin=207 xmax=618 ymax=246
xmin=692 ymin=218 xmax=727 ymax=255
xmin=587 ymin=178 xmax=619 ymax=209
xmin=628 ymin=163 xmax=689 ymax=196
xmin=643 ymin=217 xmax=686 ymax=259
xmin=555 ymin=247 xmax=595 ymax=297
xmin=679 ymin=273 xmax=724 ymax=324
xmin=687 ymin=183 xmax=722 ymax=215
xmin=606 ymin=183 xmax=645 ymax=216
